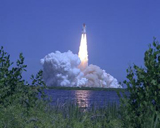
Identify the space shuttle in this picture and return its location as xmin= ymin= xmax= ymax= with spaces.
xmin=82 ymin=23 xmax=86 ymax=34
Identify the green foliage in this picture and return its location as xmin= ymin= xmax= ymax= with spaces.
xmin=0 ymin=100 xmax=57 ymax=128
xmin=119 ymin=38 xmax=160 ymax=128
xmin=0 ymin=100 xmax=122 ymax=128
xmin=0 ymin=46 xmax=46 ymax=109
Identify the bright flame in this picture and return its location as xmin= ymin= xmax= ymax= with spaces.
xmin=78 ymin=33 xmax=88 ymax=70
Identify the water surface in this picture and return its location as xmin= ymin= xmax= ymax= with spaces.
xmin=44 ymin=89 xmax=124 ymax=108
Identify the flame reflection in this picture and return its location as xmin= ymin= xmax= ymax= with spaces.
xmin=75 ymin=90 xmax=91 ymax=108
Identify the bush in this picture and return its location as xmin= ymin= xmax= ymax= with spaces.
xmin=119 ymin=38 xmax=160 ymax=128
xmin=0 ymin=46 xmax=46 ymax=109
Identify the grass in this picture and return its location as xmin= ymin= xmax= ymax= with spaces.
xmin=0 ymin=92 xmax=159 ymax=128
xmin=0 ymin=100 xmax=122 ymax=128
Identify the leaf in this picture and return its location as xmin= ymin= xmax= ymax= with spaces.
xmin=151 ymin=80 xmax=157 ymax=85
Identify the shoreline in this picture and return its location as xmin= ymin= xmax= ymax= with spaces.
xmin=45 ymin=86 xmax=126 ymax=92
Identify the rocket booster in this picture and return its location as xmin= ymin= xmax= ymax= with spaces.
xmin=82 ymin=23 xmax=86 ymax=34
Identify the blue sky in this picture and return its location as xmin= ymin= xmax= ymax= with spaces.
xmin=0 ymin=0 xmax=160 ymax=83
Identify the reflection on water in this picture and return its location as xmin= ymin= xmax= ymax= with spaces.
xmin=75 ymin=90 xmax=91 ymax=108
xmin=44 ymin=89 xmax=124 ymax=108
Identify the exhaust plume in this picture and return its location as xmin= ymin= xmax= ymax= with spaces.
xmin=78 ymin=24 xmax=88 ymax=71
xmin=40 ymin=24 xmax=122 ymax=88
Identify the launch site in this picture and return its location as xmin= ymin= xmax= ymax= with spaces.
xmin=0 ymin=0 xmax=160 ymax=127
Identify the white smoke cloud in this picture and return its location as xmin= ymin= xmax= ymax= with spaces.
xmin=40 ymin=50 xmax=87 ymax=87
xmin=41 ymin=51 xmax=122 ymax=88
